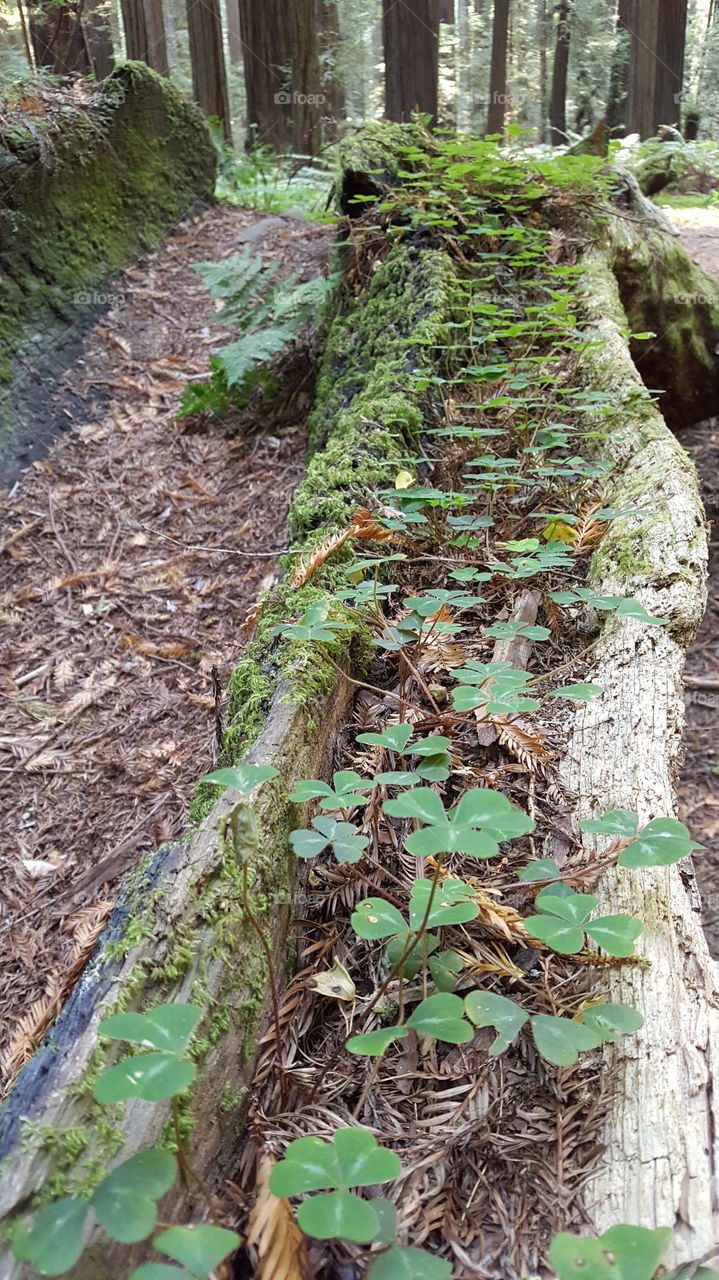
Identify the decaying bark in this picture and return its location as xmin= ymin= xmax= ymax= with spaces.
xmin=560 ymin=215 xmax=719 ymax=1261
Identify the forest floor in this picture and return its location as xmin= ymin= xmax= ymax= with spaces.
xmin=0 ymin=204 xmax=332 ymax=1088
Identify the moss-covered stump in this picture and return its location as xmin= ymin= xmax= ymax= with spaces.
xmin=0 ymin=125 xmax=459 ymax=1278
xmin=0 ymin=63 xmax=215 ymax=468
xmin=558 ymin=223 xmax=719 ymax=1262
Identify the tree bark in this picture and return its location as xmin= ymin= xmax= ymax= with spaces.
xmin=606 ymin=0 xmax=633 ymax=134
xmin=655 ymin=0 xmax=688 ymax=130
xmin=627 ymin=0 xmax=687 ymax=137
xmin=238 ymin=0 xmax=289 ymax=152
xmin=317 ymin=0 xmax=346 ymax=141
xmin=383 ymin=0 xmax=440 ymax=123
xmin=558 ymin=194 xmax=719 ymax=1259
xmin=225 ymin=0 xmax=242 ymax=63
xmin=289 ymin=0 xmax=322 ymax=155
xmin=85 ymin=0 xmax=115 ymax=79
xmin=548 ymin=0 xmax=572 ymax=144
xmin=120 ymin=0 xmax=169 ymax=76
xmin=186 ymin=0 xmax=232 ymax=142
xmin=538 ymin=0 xmax=549 ymax=141
xmin=486 ymin=0 xmax=509 ymax=135
xmin=28 ymin=1 xmax=87 ymax=73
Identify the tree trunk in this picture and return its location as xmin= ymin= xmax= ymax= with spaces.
xmin=626 ymin=0 xmax=687 ymax=138
xmin=85 ymin=0 xmax=115 ymax=79
xmin=186 ymin=0 xmax=232 ymax=142
xmin=537 ymin=0 xmax=546 ymax=141
xmin=548 ymin=0 xmax=571 ymax=144
xmin=225 ymin=0 xmax=242 ymax=63
xmin=456 ymin=0 xmax=470 ymax=131
xmin=317 ymin=0 xmax=346 ymax=141
xmin=559 ymin=185 xmax=719 ymax=1259
xmin=383 ymin=0 xmax=439 ymax=123
xmin=439 ymin=0 xmax=454 ymax=20
xmin=238 ymin=0 xmax=289 ymax=152
xmin=28 ymin=2 xmax=88 ymax=73
xmin=289 ymin=0 xmax=322 ymax=155
xmin=606 ymin=0 xmax=633 ymax=133
xmin=119 ymin=0 xmax=169 ymax=76
xmin=486 ymin=0 xmax=509 ymax=135
xmin=655 ymin=0 xmax=688 ymax=130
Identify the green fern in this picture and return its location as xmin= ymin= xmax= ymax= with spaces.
xmin=180 ymin=251 xmax=334 ymax=417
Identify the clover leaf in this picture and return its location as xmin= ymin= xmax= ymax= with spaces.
xmin=290 ymin=817 xmax=369 ymax=864
xmin=291 ymin=770 xmax=370 ymax=810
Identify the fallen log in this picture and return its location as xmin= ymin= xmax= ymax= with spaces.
xmin=2 ymin=125 xmax=718 ymax=1277
xmin=559 ymin=217 xmax=719 ymax=1263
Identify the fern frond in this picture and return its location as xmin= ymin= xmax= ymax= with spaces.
xmin=217 ymin=326 xmax=297 ymax=388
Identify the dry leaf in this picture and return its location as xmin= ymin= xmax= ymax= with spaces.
xmin=308 ymin=957 xmax=356 ymax=1002
xmin=246 ymin=1155 xmax=311 ymax=1280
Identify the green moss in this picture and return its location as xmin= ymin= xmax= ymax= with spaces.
xmin=190 ymin=239 xmax=459 ymax=825
xmin=0 ymin=63 xmax=215 ymax=440
xmin=21 ymin=1123 xmax=89 ymax=1170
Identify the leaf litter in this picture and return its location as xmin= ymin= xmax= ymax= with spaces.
xmin=0 ymin=203 xmax=333 ymax=1089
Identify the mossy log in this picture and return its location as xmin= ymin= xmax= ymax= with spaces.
xmin=2 ymin=126 xmax=719 ymax=1274
xmin=0 ymin=63 xmax=216 ymax=468
xmin=559 ymin=209 xmax=719 ymax=1262
xmin=609 ymin=172 xmax=719 ymax=428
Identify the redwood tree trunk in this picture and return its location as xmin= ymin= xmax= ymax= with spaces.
xmin=120 ymin=0 xmax=169 ymax=76
xmin=548 ymin=0 xmax=572 ymax=145
xmin=238 ymin=0 xmax=289 ymax=152
xmin=290 ymin=0 xmax=322 ymax=155
xmin=85 ymin=0 xmax=114 ymax=79
xmin=317 ymin=0 xmax=345 ymax=141
xmin=486 ymin=0 xmax=509 ymax=135
xmin=186 ymin=0 xmax=232 ymax=142
xmin=627 ymin=0 xmax=687 ymax=137
xmin=383 ymin=0 xmax=439 ymax=123
xmin=225 ymin=0 xmax=242 ymax=63
xmin=28 ymin=1 xmax=87 ymax=73
xmin=606 ymin=0 xmax=633 ymax=134
xmin=655 ymin=0 xmax=688 ymax=130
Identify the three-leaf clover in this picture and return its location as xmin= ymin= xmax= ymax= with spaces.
xmin=290 ymin=817 xmax=369 ymax=864
xmin=200 ymin=763 xmax=278 ymax=794
xmin=273 ymin=602 xmax=354 ymax=644
xmin=268 ymin=1128 xmax=402 ymax=1244
xmin=384 ymin=787 xmax=534 ymax=858
xmin=92 ymin=1150 xmax=176 ymax=1244
xmin=550 ymin=1224 xmax=672 ymax=1280
xmin=525 ymin=889 xmax=643 ymax=957
xmin=579 ymin=810 xmax=703 ymax=867
xmin=291 ymin=770 xmax=371 ymax=810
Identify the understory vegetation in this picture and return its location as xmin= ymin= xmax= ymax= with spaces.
xmin=8 ymin=128 xmax=715 ymax=1280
